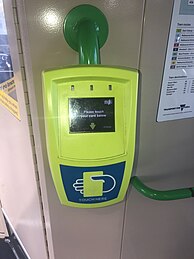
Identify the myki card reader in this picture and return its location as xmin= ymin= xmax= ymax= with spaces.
xmin=42 ymin=4 xmax=194 ymax=207
xmin=43 ymin=66 xmax=138 ymax=208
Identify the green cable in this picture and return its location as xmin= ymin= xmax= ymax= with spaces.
xmin=130 ymin=176 xmax=194 ymax=201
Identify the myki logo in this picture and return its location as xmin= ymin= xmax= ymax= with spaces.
xmin=73 ymin=171 xmax=116 ymax=197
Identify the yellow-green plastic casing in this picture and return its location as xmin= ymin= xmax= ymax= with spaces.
xmin=42 ymin=66 xmax=138 ymax=208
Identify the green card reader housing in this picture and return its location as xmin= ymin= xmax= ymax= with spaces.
xmin=43 ymin=4 xmax=194 ymax=206
xmin=43 ymin=66 xmax=138 ymax=208
xmin=42 ymin=5 xmax=139 ymax=208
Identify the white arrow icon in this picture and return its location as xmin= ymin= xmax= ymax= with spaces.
xmin=90 ymin=122 xmax=96 ymax=130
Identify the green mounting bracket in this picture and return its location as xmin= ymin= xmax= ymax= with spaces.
xmin=131 ymin=176 xmax=194 ymax=201
xmin=63 ymin=4 xmax=108 ymax=64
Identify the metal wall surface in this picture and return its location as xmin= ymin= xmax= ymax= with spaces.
xmin=122 ymin=1 xmax=194 ymax=258
xmin=0 ymin=1 xmax=48 ymax=258
xmin=18 ymin=0 xmax=144 ymax=258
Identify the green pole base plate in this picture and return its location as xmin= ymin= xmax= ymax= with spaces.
xmin=63 ymin=4 xmax=108 ymax=52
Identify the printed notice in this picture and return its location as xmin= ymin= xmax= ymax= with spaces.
xmin=0 ymin=0 xmax=20 ymax=120
xmin=157 ymin=0 xmax=194 ymax=122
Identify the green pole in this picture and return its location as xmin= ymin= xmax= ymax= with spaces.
xmin=131 ymin=176 xmax=194 ymax=201
xmin=78 ymin=20 xmax=100 ymax=64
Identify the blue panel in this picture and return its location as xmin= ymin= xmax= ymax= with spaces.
xmin=60 ymin=162 xmax=125 ymax=204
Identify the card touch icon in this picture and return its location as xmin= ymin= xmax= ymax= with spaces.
xmin=73 ymin=171 xmax=116 ymax=198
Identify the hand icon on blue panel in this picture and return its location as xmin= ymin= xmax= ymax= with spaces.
xmin=73 ymin=179 xmax=84 ymax=194
xmin=73 ymin=171 xmax=116 ymax=197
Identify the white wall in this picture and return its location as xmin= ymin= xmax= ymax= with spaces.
xmin=0 ymin=1 xmax=48 ymax=258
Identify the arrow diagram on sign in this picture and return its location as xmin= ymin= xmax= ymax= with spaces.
xmin=90 ymin=122 xmax=96 ymax=130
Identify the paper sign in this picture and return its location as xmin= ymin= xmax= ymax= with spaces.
xmin=157 ymin=0 xmax=194 ymax=122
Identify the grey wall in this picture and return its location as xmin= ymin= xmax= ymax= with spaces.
xmin=18 ymin=0 xmax=194 ymax=258
xmin=122 ymin=1 xmax=194 ymax=258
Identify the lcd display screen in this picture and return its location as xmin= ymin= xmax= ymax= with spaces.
xmin=69 ymin=97 xmax=115 ymax=133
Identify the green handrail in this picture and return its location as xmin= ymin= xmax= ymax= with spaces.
xmin=78 ymin=20 xmax=100 ymax=64
xmin=63 ymin=4 xmax=108 ymax=65
xmin=130 ymin=176 xmax=194 ymax=200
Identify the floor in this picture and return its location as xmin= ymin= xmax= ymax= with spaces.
xmin=0 ymin=216 xmax=28 ymax=259
xmin=0 ymin=238 xmax=16 ymax=259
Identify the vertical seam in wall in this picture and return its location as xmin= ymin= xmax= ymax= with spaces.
xmin=12 ymin=1 xmax=50 ymax=258
xmin=119 ymin=195 xmax=128 ymax=259
xmin=119 ymin=1 xmax=147 ymax=259
xmin=137 ymin=0 xmax=147 ymax=69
